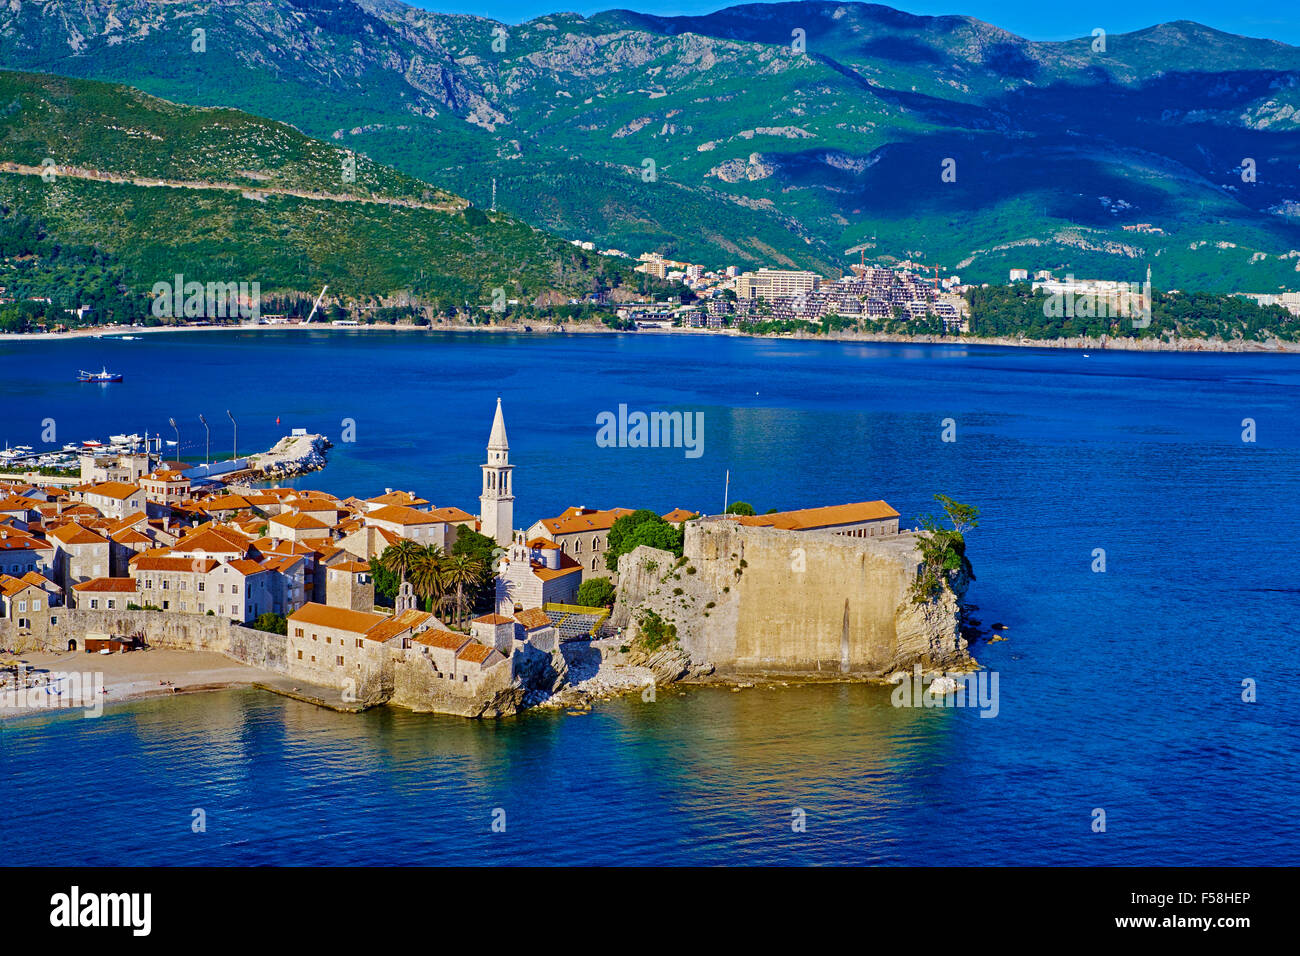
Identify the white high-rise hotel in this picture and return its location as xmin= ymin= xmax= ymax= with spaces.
xmin=479 ymin=398 xmax=514 ymax=547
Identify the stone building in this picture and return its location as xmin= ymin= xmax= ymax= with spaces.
xmin=325 ymin=560 xmax=374 ymax=611
xmin=526 ymin=506 xmax=634 ymax=580
xmin=71 ymin=576 xmax=137 ymax=611
xmin=495 ymin=533 xmax=582 ymax=613
xmin=363 ymin=504 xmax=467 ymax=550
xmin=0 ymin=528 xmax=53 ymax=578
xmin=76 ymin=481 xmax=146 ymax=521
xmin=730 ymin=500 xmax=900 ymax=538
xmin=48 ymin=523 xmax=110 ymax=590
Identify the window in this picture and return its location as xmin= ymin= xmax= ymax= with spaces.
xmin=17 ymin=600 xmax=26 ymax=613
xmin=297 ymin=650 xmax=302 ymax=660
xmin=33 ymin=599 xmax=40 ymax=611
xmin=336 ymin=656 xmax=344 ymax=666
xmin=326 ymin=636 xmax=332 ymax=644
xmin=89 ymin=599 xmax=98 ymax=610
xmin=356 ymin=639 xmax=363 ymax=649
xmin=232 ymin=585 xmax=239 ymax=595
xmin=107 ymin=600 xmax=116 ymax=610
xmin=198 ymin=582 xmax=205 ymax=592
xmin=294 ymin=627 xmax=304 ymax=637
xmin=575 ymin=539 xmax=582 ymax=553
xmin=162 ymin=580 xmax=169 ymax=590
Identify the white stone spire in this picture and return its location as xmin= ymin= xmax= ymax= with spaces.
xmin=488 ymin=396 xmax=509 ymax=451
xmin=479 ymin=398 xmax=514 ymax=547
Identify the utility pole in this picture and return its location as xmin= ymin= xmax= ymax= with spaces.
xmin=226 ymin=410 xmax=237 ymax=461
xmin=198 ymin=414 xmax=210 ymax=465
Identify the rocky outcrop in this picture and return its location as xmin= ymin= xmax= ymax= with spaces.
xmin=249 ymin=434 xmax=333 ymax=480
xmin=615 ymin=522 xmax=971 ymax=680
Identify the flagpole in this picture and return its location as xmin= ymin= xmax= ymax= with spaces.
xmin=723 ymin=469 xmax=730 ymax=515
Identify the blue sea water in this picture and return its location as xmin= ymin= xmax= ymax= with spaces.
xmin=0 ymin=329 xmax=1297 ymax=865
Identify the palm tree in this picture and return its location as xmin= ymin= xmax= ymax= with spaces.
xmin=380 ymin=538 xmax=424 ymax=588
xmin=408 ymin=546 xmax=446 ymax=616
xmin=439 ymin=552 xmax=487 ymax=630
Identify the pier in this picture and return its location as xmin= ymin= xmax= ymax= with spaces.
xmin=0 ymin=432 xmax=331 ymax=486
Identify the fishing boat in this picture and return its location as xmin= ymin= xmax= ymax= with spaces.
xmin=77 ymin=367 xmax=123 ymax=383
xmin=81 ymin=439 xmax=104 ymax=448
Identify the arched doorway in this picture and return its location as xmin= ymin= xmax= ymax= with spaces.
xmin=67 ymin=639 xmax=77 ymax=652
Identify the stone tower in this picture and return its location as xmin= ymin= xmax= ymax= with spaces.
xmin=479 ymin=398 xmax=514 ymax=547
xmin=326 ymin=561 xmax=375 ymax=612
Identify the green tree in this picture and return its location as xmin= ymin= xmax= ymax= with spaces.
xmin=725 ymin=501 xmax=756 ymax=516
xmin=408 ymin=545 xmax=447 ymax=615
xmin=253 ymin=612 xmax=287 ymax=635
xmin=379 ymin=538 xmax=424 ymax=586
xmin=911 ymin=494 xmax=979 ymax=604
xmin=605 ymin=510 xmax=684 ymax=571
xmin=440 ymin=552 xmax=488 ymax=629
xmin=451 ymin=525 xmax=501 ymax=616
xmin=369 ymin=557 xmax=401 ymax=600
xmin=576 ymin=576 xmax=617 ymax=608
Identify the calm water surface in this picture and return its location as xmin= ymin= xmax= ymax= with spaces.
xmin=0 ymin=330 xmax=1296 ymax=864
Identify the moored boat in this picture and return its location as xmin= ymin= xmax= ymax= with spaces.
xmin=77 ymin=367 xmax=123 ymax=383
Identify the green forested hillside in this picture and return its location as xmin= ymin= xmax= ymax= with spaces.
xmin=0 ymin=70 xmax=661 ymax=325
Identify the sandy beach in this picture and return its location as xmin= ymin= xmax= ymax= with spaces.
xmin=0 ymin=648 xmax=273 ymax=718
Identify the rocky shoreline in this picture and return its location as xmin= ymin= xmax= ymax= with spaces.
xmin=8 ymin=320 xmax=1297 ymax=354
xmin=244 ymin=433 xmax=333 ymax=481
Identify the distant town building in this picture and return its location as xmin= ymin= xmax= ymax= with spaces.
xmin=735 ymin=268 xmax=822 ymax=302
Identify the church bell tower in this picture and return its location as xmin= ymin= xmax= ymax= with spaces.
xmin=479 ymin=398 xmax=514 ymax=547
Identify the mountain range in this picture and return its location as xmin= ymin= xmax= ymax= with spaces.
xmin=3 ymin=0 xmax=1300 ymax=293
